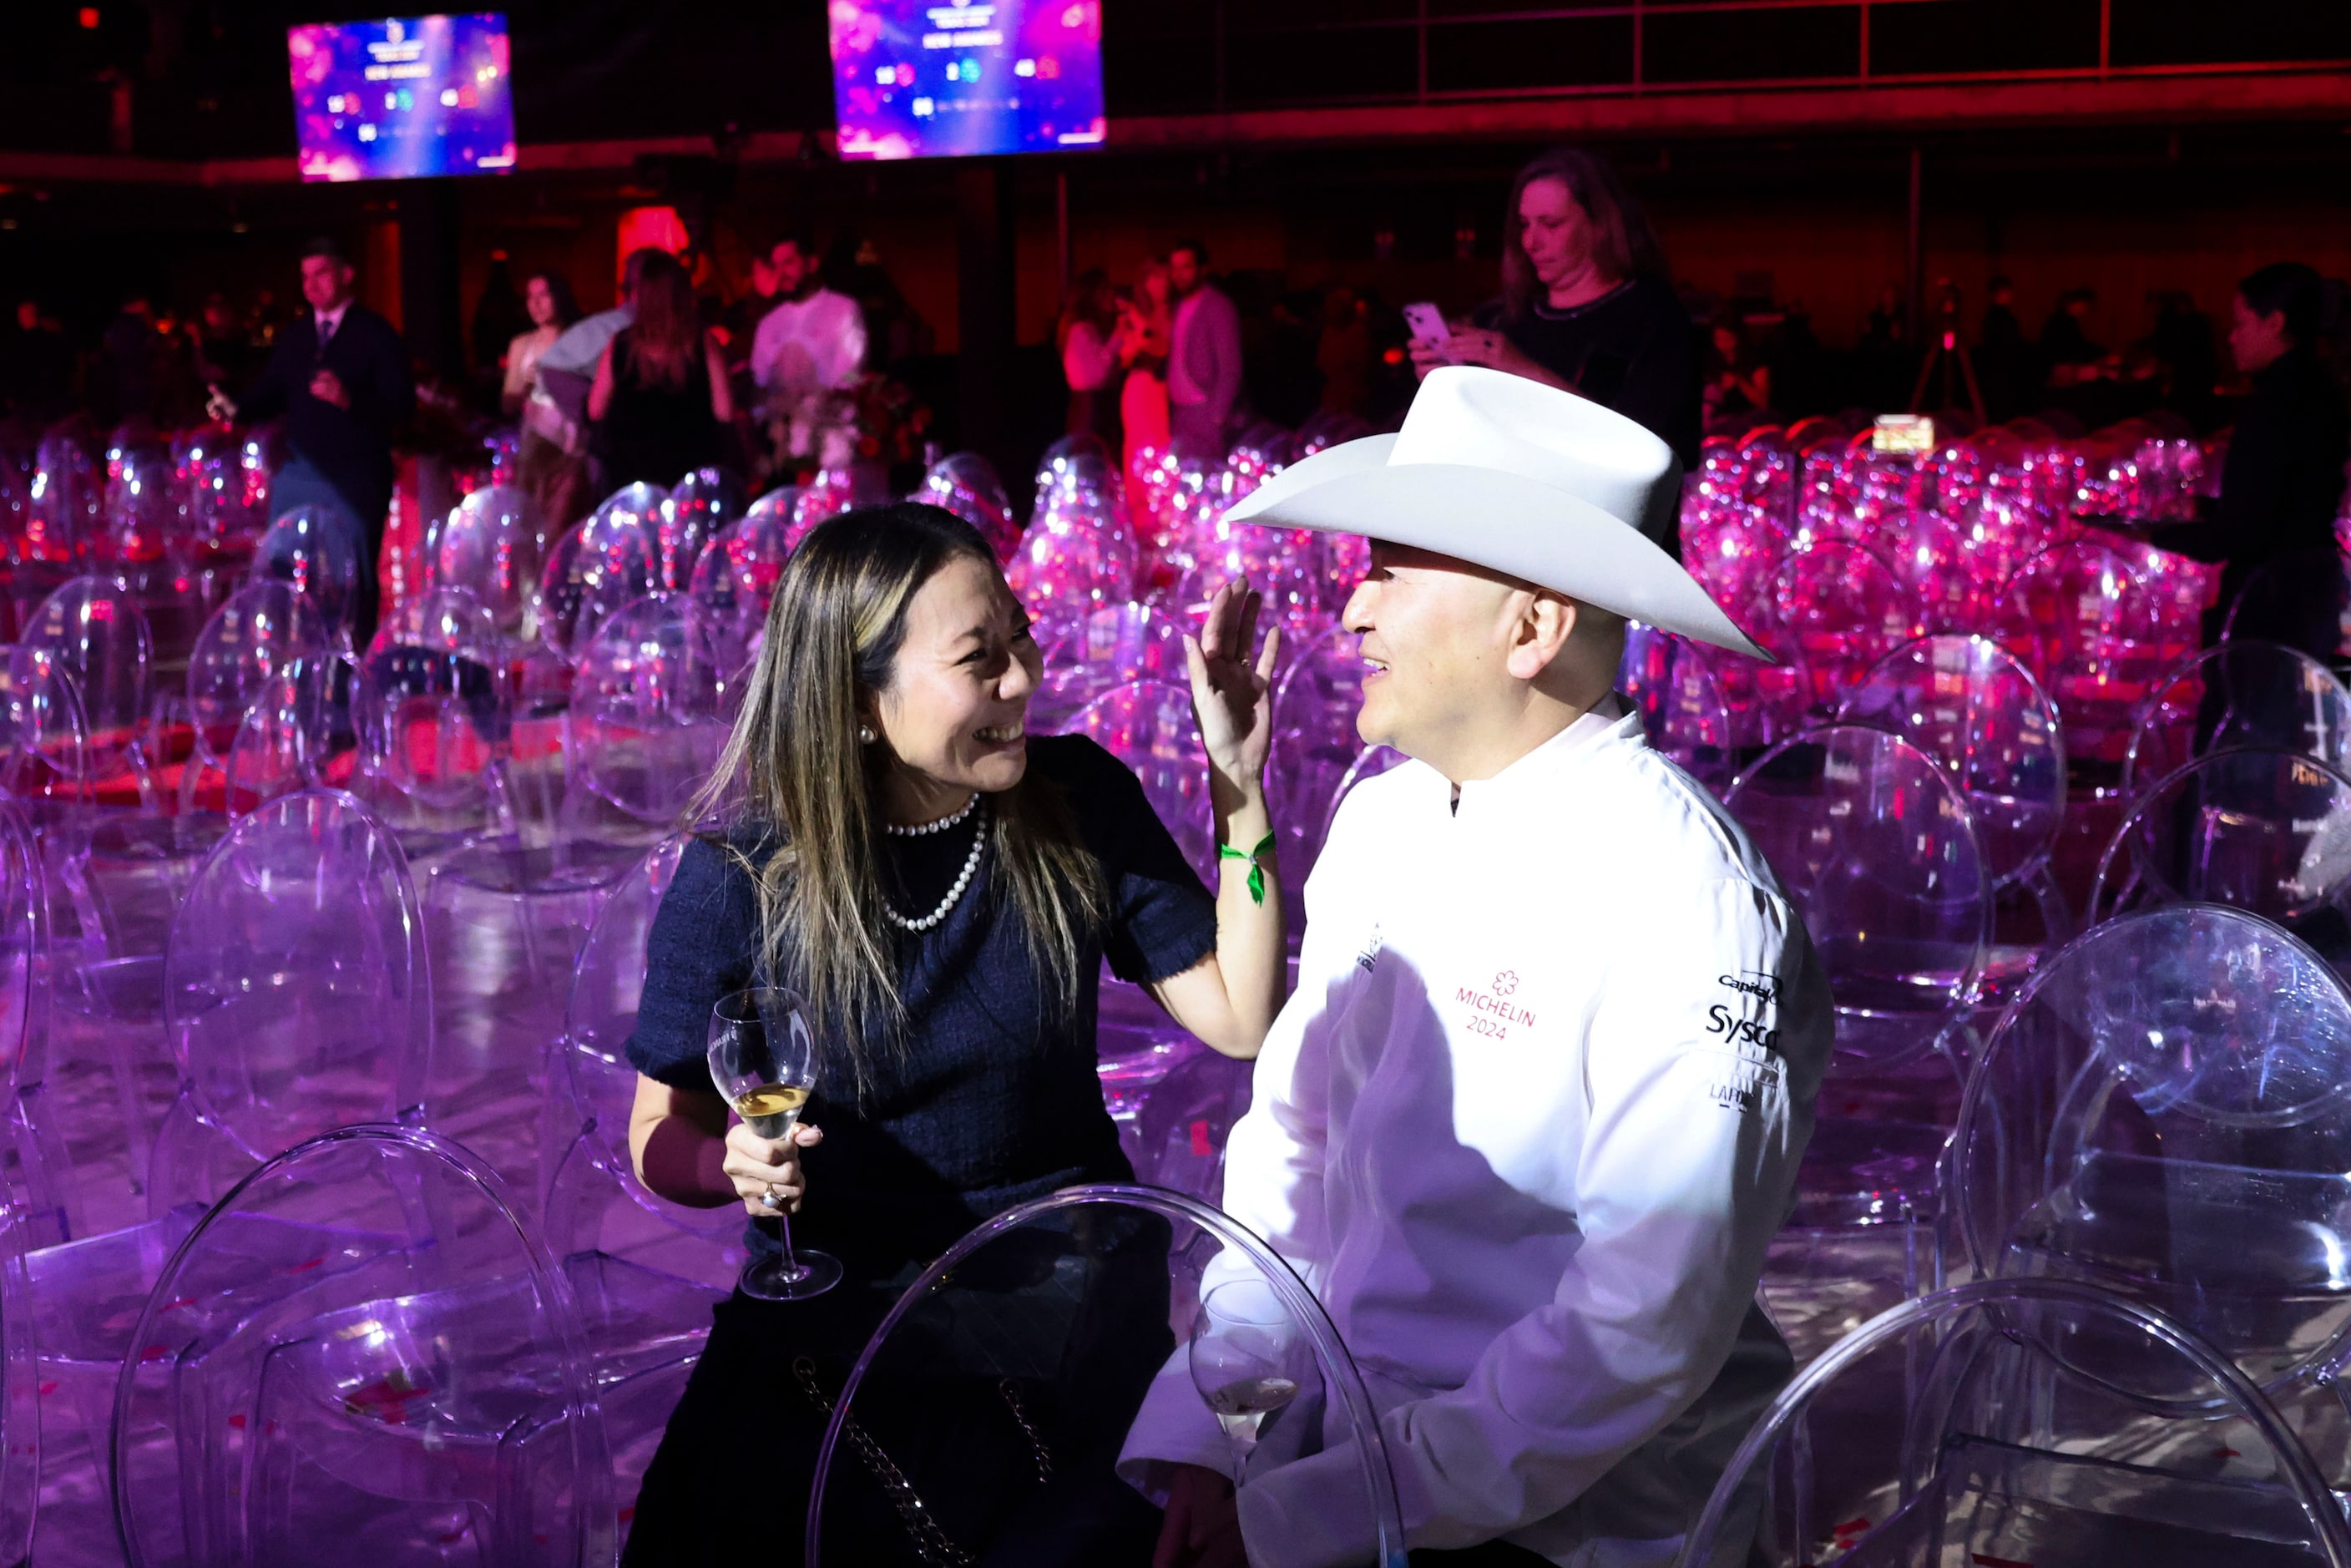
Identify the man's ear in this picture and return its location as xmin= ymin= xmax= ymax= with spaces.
xmin=1504 ymin=590 xmax=1577 ymax=680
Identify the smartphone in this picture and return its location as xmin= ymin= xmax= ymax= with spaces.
xmin=1403 ymin=301 xmax=1449 ymax=349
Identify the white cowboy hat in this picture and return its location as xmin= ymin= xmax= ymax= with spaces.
xmin=1226 ymin=366 xmax=1767 ymax=659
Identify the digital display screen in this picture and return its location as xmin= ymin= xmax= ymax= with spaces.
xmin=828 ymin=1 xmax=1105 ymax=160
xmin=287 ymin=13 xmax=516 ymax=183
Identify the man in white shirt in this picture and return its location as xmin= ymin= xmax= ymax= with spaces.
xmin=1122 ymin=367 xmax=1833 ymax=1567
xmin=750 ymin=231 xmax=868 ymax=402
xmin=1166 ymin=238 xmax=1244 ymax=458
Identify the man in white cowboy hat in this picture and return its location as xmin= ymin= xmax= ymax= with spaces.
xmin=1120 ymin=367 xmax=1833 ymax=1567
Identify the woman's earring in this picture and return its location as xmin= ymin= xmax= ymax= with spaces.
xmin=858 ymin=725 xmax=877 ymax=745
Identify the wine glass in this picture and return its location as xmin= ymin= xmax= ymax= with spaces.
xmin=1189 ymin=1277 xmax=1307 ymax=1482
xmin=706 ymin=985 xmax=842 ymax=1300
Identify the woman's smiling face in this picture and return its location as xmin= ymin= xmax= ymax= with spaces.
xmin=869 ymin=552 xmax=1042 ymax=807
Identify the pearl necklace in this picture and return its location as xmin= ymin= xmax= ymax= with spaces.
xmin=880 ymin=799 xmax=988 ymax=933
xmin=883 ymin=793 xmax=980 ymax=837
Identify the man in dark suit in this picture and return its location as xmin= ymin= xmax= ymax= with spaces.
xmin=213 ymin=236 xmax=414 ymax=645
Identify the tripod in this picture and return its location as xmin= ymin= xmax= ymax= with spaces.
xmin=1910 ymin=295 xmax=1986 ymax=425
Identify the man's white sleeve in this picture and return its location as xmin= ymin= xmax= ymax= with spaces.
xmin=824 ymin=298 xmax=868 ymax=389
xmin=1115 ymin=833 xmax=1352 ymax=1491
xmin=1233 ymin=878 xmax=1826 ymax=1565
xmin=749 ymin=305 xmax=783 ymax=392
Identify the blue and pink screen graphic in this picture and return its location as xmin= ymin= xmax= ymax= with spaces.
xmin=829 ymin=1 xmax=1105 ymax=160
xmin=287 ymin=13 xmax=517 ymax=183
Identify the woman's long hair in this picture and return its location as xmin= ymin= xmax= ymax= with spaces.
xmin=1499 ymin=146 xmax=1669 ymax=325
xmin=624 ymin=249 xmax=702 ymax=392
xmin=695 ymin=503 xmax=1105 ymax=1094
xmin=1057 ymin=267 xmax=1115 ymax=352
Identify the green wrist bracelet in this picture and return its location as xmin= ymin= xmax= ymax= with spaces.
xmin=1219 ymin=830 xmax=1278 ymax=907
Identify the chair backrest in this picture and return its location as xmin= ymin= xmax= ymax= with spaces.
xmin=2088 ymin=747 xmax=2351 ymax=943
xmin=566 ymin=594 xmax=730 ymax=824
xmin=1674 ymin=1277 xmax=2351 ymax=1568
xmin=535 ymin=517 xmax=660 ymax=662
xmin=1031 ymin=432 xmax=1120 ymax=515
xmin=428 ymin=483 xmax=540 ymax=632
xmin=1769 ymin=542 xmax=1918 ymax=712
xmin=356 ymin=585 xmax=512 ymax=812
xmin=657 ymin=466 xmax=743 ymax=593
xmin=28 ymin=426 xmax=99 ymax=563
xmin=162 ymin=788 xmax=433 ymax=1178
xmin=1726 ymin=725 xmax=1990 ymax=1066
xmin=918 ymin=450 xmax=1019 ymax=559
xmin=248 ymin=503 xmax=364 ymax=640
xmin=685 ymin=510 xmax=791 ymax=676
xmin=547 ymin=836 xmax=737 ymax=1242
xmin=1005 ymin=488 xmax=1140 ymax=635
xmin=112 ymin=1124 xmax=612 ymax=1568
xmin=1838 ymin=633 xmax=2066 ymax=886
xmin=1076 ymin=679 xmax=1214 ymax=883
xmin=806 ymin=1185 xmax=1403 ymax=1568
xmin=1619 ymin=623 xmax=1738 ymax=793
xmin=2122 ymin=640 xmax=2351 ymax=797
xmin=103 ymin=441 xmax=177 ymax=564
xmin=0 ymin=645 xmax=92 ymax=800
xmin=185 ymin=580 xmax=332 ymax=763
xmin=22 ymin=574 xmax=152 ymax=778
xmin=1952 ymin=905 xmax=2351 ymax=1404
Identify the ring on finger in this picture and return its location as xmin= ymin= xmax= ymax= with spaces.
xmin=760 ymin=1186 xmax=785 ymax=1210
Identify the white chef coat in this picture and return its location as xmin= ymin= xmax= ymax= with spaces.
xmin=751 ymin=286 xmax=868 ymax=398
xmin=1120 ymin=701 xmax=1832 ymax=1567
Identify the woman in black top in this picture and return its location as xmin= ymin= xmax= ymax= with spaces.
xmin=588 ymin=247 xmax=732 ymax=493
xmin=1414 ymin=147 xmax=1700 ymax=555
xmin=2087 ymin=263 xmax=2351 ymax=660
xmin=619 ymin=503 xmax=1287 ymax=1565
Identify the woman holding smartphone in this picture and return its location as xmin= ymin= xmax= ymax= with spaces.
xmin=617 ymin=503 xmax=1287 ymax=1564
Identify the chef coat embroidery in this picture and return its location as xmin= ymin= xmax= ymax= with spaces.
xmin=1705 ymin=1057 xmax=1780 ymax=1118
xmin=1354 ymin=925 xmax=1383 ymax=974
xmin=1706 ymin=968 xmax=1782 ymax=1055
xmin=1453 ymin=969 xmax=1537 ymax=1041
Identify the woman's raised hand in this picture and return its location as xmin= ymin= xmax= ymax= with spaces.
xmin=1184 ymin=579 xmax=1280 ymax=801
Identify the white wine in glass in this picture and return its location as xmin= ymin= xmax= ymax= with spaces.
xmin=707 ymin=987 xmax=842 ymax=1301
xmin=1190 ymin=1277 xmax=1308 ymax=1480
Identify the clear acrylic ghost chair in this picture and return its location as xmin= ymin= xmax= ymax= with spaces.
xmin=1838 ymin=634 xmax=2070 ymax=999
xmin=2086 ymin=748 xmax=2351 ymax=978
xmin=0 ymin=1184 xmax=38 ymax=1568
xmin=22 ymin=426 xmax=100 ymax=619
xmin=656 ymin=466 xmax=742 ymax=594
xmin=1031 ymin=431 xmax=1120 ymax=514
xmin=144 ymin=786 xmax=433 ymax=1211
xmin=534 ymin=516 xmax=660 ymax=665
xmin=1770 ymin=541 xmax=1919 ymax=714
xmin=685 ymin=509 xmax=790 ymax=680
xmin=352 ymin=584 xmax=511 ymax=852
xmin=111 ymin=1124 xmax=614 ymax=1568
xmin=1034 ymin=604 xmax=1191 ymax=736
xmin=179 ymin=581 xmax=333 ymax=817
xmin=539 ymin=837 xmax=734 ymax=1517
xmin=917 ymin=451 xmax=1021 ymax=559
xmin=563 ymin=594 xmax=730 ymax=833
xmin=426 ymin=483 xmax=541 ymax=635
xmin=22 ymin=573 xmax=153 ymax=787
xmin=1672 ymin=1278 xmax=2351 ymax=1568
xmin=1620 ymin=621 xmax=1740 ymax=793
xmin=1006 ymin=487 xmax=1141 ymax=654
xmin=1726 ymin=726 xmax=1991 ymax=1362
xmin=806 ymin=1186 xmax=1404 ymax=1568
xmin=1129 ymin=1048 xmax=1255 ymax=1202
xmin=588 ymin=482 xmax=667 ymax=551
xmin=1995 ymin=537 xmax=2170 ymax=792
xmin=2121 ymin=640 xmax=2351 ymax=800
xmin=1076 ymin=679 xmax=1214 ymax=885
xmin=247 ymin=503 xmax=364 ymax=650
xmin=1950 ymin=906 xmax=2351 ymax=1471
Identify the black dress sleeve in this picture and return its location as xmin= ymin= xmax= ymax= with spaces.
xmin=1612 ymin=284 xmax=1703 ymax=473
xmin=627 ymin=833 xmax=766 ymax=1090
xmin=1043 ymin=736 xmax=1219 ymax=987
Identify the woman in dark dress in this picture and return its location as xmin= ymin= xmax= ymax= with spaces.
xmin=1413 ymin=146 xmax=1700 ymax=556
xmin=588 ymin=247 xmax=733 ymax=493
xmin=619 ymin=503 xmax=1287 ymax=1565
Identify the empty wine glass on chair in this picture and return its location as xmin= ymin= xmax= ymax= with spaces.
xmin=1190 ymin=1277 xmax=1311 ymax=1482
